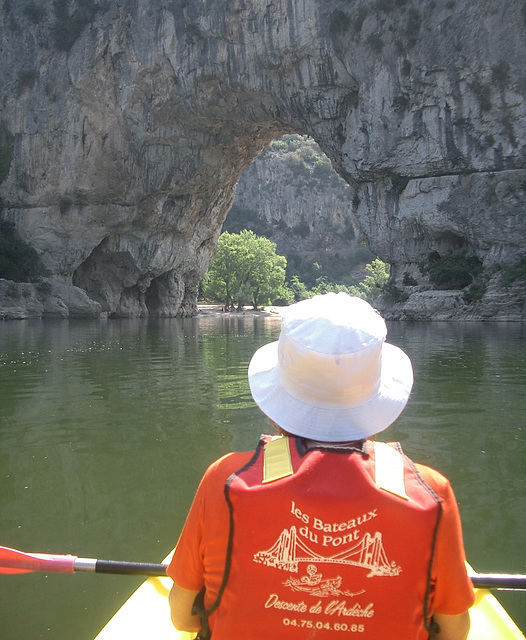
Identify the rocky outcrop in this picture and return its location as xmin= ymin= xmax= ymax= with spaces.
xmin=376 ymin=279 xmax=526 ymax=322
xmin=0 ymin=280 xmax=101 ymax=319
xmin=0 ymin=0 xmax=524 ymax=319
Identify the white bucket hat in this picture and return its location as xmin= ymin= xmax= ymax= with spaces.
xmin=248 ymin=292 xmax=413 ymax=441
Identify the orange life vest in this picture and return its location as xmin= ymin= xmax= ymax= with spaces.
xmin=206 ymin=435 xmax=441 ymax=639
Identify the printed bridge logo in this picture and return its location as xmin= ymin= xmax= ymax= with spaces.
xmin=253 ymin=500 xmax=402 ymax=600
xmin=253 ymin=525 xmax=401 ymax=579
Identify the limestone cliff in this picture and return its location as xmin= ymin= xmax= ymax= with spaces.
xmin=230 ymin=136 xmax=357 ymax=255
xmin=0 ymin=0 xmax=524 ymax=319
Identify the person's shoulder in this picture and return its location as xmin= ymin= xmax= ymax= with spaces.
xmin=203 ymin=449 xmax=256 ymax=481
xmin=412 ymin=460 xmax=455 ymax=500
xmin=191 ymin=450 xmax=257 ymax=513
xmin=383 ymin=443 xmax=453 ymax=498
xmin=412 ymin=460 xmax=448 ymax=484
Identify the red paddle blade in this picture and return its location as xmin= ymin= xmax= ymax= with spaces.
xmin=0 ymin=546 xmax=76 ymax=574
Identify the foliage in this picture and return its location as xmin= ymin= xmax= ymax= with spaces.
xmin=352 ymin=7 xmax=367 ymax=32
xmin=499 ymin=255 xmax=526 ymax=286
xmin=5 ymin=282 xmax=19 ymax=298
xmin=36 ymin=280 xmax=52 ymax=296
xmin=0 ymin=121 xmax=14 ymax=184
xmin=292 ymin=218 xmax=310 ymax=238
xmin=403 ymin=272 xmax=418 ymax=286
xmin=244 ymin=236 xmax=287 ymax=310
xmin=463 ymin=283 xmax=487 ymax=304
xmin=53 ymin=0 xmax=101 ymax=52
xmin=285 ymin=259 xmax=389 ymax=303
xmin=469 ymin=79 xmax=492 ymax=112
xmin=491 ymin=60 xmax=511 ymax=89
xmin=23 ymin=3 xmax=47 ymax=23
xmin=382 ymin=282 xmax=409 ymax=303
xmin=220 ymin=136 xmax=386 ymax=305
xmin=285 ymin=246 xmax=374 ymax=289
xmin=366 ymin=33 xmax=384 ymax=53
xmin=330 ymin=10 xmax=351 ymax=36
xmin=264 ymin=135 xmax=344 ymax=188
xmin=0 ymin=220 xmax=49 ymax=282
xmin=346 ymin=259 xmax=390 ymax=301
xmin=392 ymin=95 xmax=410 ymax=113
xmin=271 ymin=283 xmax=295 ymax=306
xmin=201 ymin=232 xmax=247 ymax=308
xmin=59 ymin=197 xmax=73 ymax=214
xmin=286 ymin=275 xmax=312 ymax=302
xmin=405 ymin=8 xmax=421 ymax=47
xmin=17 ymin=69 xmax=39 ymax=96
xmin=421 ymin=252 xmax=484 ymax=289
xmin=201 ymin=231 xmax=287 ymax=310
xmin=286 ymin=259 xmax=390 ymax=304
xmin=401 ymin=59 xmax=411 ymax=77
xmin=203 ymin=231 xmax=390 ymax=308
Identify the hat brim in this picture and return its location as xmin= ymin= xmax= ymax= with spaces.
xmin=248 ymin=340 xmax=413 ymax=442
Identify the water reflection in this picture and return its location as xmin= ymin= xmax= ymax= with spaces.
xmin=0 ymin=317 xmax=524 ymax=638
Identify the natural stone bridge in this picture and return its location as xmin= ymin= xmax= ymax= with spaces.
xmin=0 ymin=0 xmax=524 ymax=318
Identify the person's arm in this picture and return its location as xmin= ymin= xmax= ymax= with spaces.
xmin=432 ymin=611 xmax=470 ymax=640
xmin=416 ymin=466 xmax=475 ymax=614
xmin=169 ymin=584 xmax=201 ymax=632
xmin=415 ymin=466 xmax=474 ymax=640
xmin=167 ymin=452 xmax=253 ymax=632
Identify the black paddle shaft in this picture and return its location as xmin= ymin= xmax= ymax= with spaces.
xmin=94 ymin=560 xmax=168 ymax=576
xmin=471 ymin=574 xmax=526 ymax=590
xmin=93 ymin=561 xmax=526 ymax=586
xmin=90 ymin=558 xmax=526 ymax=588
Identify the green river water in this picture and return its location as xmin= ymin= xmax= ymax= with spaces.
xmin=0 ymin=315 xmax=525 ymax=638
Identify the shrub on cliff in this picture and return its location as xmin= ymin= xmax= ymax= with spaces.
xmin=500 ymin=255 xmax=526 ymax=286
xmin=0 ymin=220 xmax=49 ymax=282
xmin=53 ymin=0 xmax=102 ymax=52
xmin=265 ymin=135 xmax=344 ymax=188
xmin=421 ymin=251 xmax=483 ymax=289
xmin=0 ymin=121 xmax=14 ymax=184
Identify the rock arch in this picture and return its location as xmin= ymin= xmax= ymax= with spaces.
xmin=0 ymin=0 xmax=524 ymax=318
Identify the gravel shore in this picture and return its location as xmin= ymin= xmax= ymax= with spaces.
xmin=197 ymin=304 xmax=282 ymax=317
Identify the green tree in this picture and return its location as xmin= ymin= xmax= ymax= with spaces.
xmin=348 ymin=259 xmax=390 ymax=301
xmin=201 ymin=231 xmax=250 ymax=308
xmin=244 ymin=235 xmax=287 ymax=309
xmin=287 ymin=274 xmax=312 ymax=302
xmin=202 ymin=230 xmax=287 ymax=309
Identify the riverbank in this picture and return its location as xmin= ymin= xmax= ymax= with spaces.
xmin=0 ymin=280 xmax=284 ymax=320
xmin=197 ymin=303 xmax=283 ymax=317
xmin=1 ymin=281 xmax=523 ymax=321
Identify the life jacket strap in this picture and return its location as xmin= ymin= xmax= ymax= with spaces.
xmin=191 ymin=588 xmax=211 ymax=640
xmin=262 ymin=437 xmax=409 ymax=501
xmin=373 ymin=441 xmax=409 ymax=500
xmin=262 ymin=436 xmax=294 ymax=483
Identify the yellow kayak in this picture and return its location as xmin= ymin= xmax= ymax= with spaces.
xmin=94 ymin=553 xmax=524 ymax=640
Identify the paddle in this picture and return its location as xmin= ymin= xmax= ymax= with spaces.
xmin=1 ymin=546 xmax=526 ymax=589
xmin=0 ymin=546 xmax=167 ymax=577
xmin=469 ymin=572 xmax=526 ymax=591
